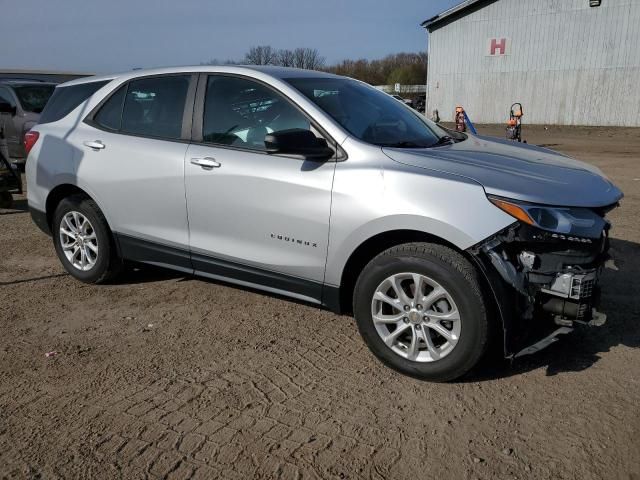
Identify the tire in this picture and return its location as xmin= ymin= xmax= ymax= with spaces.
xmin=353 ymin=243 xmax=490 ymax=382
xmin=52 ymin=195 xmax=122 ymax=283
xmin=0 ymin=191 xmax=13 ymax=209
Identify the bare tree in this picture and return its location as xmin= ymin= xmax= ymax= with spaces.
xmin=241 ymin=46 xmax=324 ymax=69
xmin=244 ymin=46 xmax=276 ymax=65
xmin=200 ymin=58 xmax=239 ymax=66
xmin=276 ymin=49 xmax=296 ymax=67
xmin=302 ymin=48 xmax=325 ymax=70
xmin=202 ymin=48 xmax=425 ymax=83
xmin=290 ymin=48 xmax=325 ymax=70
xmin=292 ymin=48 xmax=306 ymax=69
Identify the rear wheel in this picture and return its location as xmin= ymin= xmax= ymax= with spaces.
xmin=52 ymin=195 xmax=122 ymax=283
xmin=353 ymin=243 xmax=490 ymax=382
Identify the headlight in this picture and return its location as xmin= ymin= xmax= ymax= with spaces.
xmin=488 ymin=195 xmax=606 ymax=239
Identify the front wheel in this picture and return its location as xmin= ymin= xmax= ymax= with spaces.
xmin=52 ymin=195 xmax=122 ymax=283
xmin=353 ymin=243 xmax=490 ymax=382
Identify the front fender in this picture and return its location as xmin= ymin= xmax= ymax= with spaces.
xmin=325 ymin=214 xmax=477 ymax=286
xmin=324 ymin=155 xmax=515 ymax=286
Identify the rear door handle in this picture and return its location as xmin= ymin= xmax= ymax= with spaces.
xmin=84 ymin=140 xmax=105 ymax=150
xmin=190 ymin=157 xmax=221 ymax=169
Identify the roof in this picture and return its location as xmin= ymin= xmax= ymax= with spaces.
xmin=0 ymin=79 xmax=57 ymax=86
xmin=421 ymin=0 xmax=498 ymax=32
xmin=61 ymin=65 xmax=339 ymax=87
xmin=0 ymin=69 xmax=93 ymax=76
xmin=230 ymin=65 xmax=339 ymax=79
xmin=0 ymin=69 xmax=92 ymax=84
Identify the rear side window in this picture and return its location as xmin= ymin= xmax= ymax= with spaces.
xmin=91 ymin=75 xmax=190 ymax=140
xmin=39 ymin=80 xmax=109 ymax=124
xmin=122 ymin=76 xmax=190 ymax=139
xmin=94 ymin=85 xmax=126 ymax=131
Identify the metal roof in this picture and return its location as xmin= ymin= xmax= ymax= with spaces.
xmin=421 ymin=0 xmax=498 ymax=32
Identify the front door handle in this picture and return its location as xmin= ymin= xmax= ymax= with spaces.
xmin=190 ymin=157 xmax=221 ymax=169
xmin=84 ymin=140 xmax=105 ymax=150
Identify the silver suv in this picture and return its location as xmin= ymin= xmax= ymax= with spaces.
xmin=26 ymin=66 xmax=622 ymax=381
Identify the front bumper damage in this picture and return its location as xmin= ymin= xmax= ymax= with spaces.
xmin=469 ymin=217 xmax=616 ymax=359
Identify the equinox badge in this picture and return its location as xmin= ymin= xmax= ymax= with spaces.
xmin=270 ymin=233 xmax=318 ymax=248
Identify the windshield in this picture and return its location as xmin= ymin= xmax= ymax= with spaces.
xmin=285 ymin=77 xmax=450 ymax=148
xmin=14 ymin=85 xmax=55 ymax=113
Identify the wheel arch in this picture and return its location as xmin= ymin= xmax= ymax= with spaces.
xmin=45 ymin=184 xmax=118 ymax=258
xmin=334 ymin=229 xmax=462 ymax=315
xmin=331 ymin=229 xmax=504 ymax=353
xmin=45 ymin=184 xmax=94 ymax=229
xmin=46 ymin=183 xmax=124 ymax=283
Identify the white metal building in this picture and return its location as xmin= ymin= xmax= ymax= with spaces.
xmin=423 ymin=0 xmax=640 ymax=126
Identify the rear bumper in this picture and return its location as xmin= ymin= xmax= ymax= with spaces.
xmin=29 ymin=206 xmax=50 ymax=235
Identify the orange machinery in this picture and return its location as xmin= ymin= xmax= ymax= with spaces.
xmin=506 ymin=103 xmax=524 ymax=142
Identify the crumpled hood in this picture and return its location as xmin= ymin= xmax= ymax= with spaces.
xmin=383 ymin=135 xmax=623 ymax=208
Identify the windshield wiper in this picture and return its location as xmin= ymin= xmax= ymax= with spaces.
xmin=428 ymin=135 xmax=454 ymax=147
xmin=380 ymin=141 xmax=431 ymax=148
xmin=380 ymin=136 xmax=456 ymax=149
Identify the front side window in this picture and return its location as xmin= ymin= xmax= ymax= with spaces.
xmin=203 ymin=75 xmax=311 ymax=151
xmin=119 ymin=75 xmax=190 ymax=139
xmin=13 ymin=85 xmax=55 ymax=113
xmin=286 ymin=77 xmax=450 ymax=148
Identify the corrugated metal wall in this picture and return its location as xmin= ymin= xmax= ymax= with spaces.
xmin=426 ymin=0 xmax=640 ymax=126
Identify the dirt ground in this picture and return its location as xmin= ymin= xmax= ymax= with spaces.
xmin=1 ymin=125 xmax=639 ymax=480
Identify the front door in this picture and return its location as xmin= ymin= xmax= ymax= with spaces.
xmin=184 ymin=74 xmax=336 ymax=303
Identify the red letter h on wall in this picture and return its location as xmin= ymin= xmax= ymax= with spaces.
xmin=490 ymin=38 xmax=506 ymax=55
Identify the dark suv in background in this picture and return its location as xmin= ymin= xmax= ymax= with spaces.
xmin=0 ymin=80 xmax=56 ymax=165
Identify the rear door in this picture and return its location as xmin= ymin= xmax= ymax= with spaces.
xmin=76 ymin=74 xmax=196 ymax=269
xmin=184 ymin=74 xmax=337 ymax=302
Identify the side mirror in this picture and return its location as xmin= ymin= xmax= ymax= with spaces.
xmin=0 ymin=102 xmax=16 ymax=116
xmin=265 ymin=129 xmax=334 ymax=160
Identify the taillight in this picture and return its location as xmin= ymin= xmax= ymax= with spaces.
xmin=24 ymin=131 xmax=39 ymax=156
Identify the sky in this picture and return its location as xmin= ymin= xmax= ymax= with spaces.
xmin=0 ymin=0 xmax=460 ymax=73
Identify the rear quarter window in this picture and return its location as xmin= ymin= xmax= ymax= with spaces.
xmin=39 ymin=80 xmax=109 ymax=124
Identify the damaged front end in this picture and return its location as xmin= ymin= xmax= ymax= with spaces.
xmin=469 ymin=197 xmax=619 ymax=359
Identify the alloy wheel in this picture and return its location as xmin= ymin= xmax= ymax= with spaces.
xmin=59 ymin=211 xmax=99 ymax=271
xmin=371 ymin=272 xmax=461 ymax=362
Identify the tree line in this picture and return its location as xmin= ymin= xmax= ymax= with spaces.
xmin=203 ymin=47 xmax=427 ymax=86
xmin=203 ymin=46 xmax=326 ymax=71
xmin=325 ymin=52 xmax=427 ymax=86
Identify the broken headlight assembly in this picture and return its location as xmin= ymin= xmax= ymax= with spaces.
xmin=488 ymin=195 xmax=607 ymax=240
xmin=477 ymin=195 xmax=618 ymax=357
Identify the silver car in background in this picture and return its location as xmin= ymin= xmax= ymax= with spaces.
xmin=25 ymin=66 xmax=622 ymax=381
